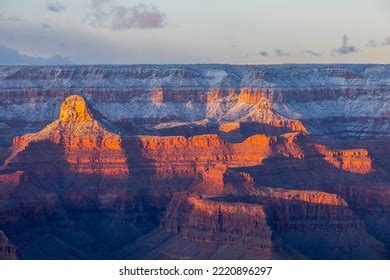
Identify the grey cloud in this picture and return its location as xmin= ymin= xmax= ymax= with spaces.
xmin=304 ymin=50 xmax=321 ymax=57
xmin=383 ymin=37 xmax=390 ymax=46
xmin=333 ymin=35 xmax=358 ymax=55
xmin=86 ymin=1 xmax=166 ymax=30
xmin=0 ymin=44 xmax=71 ymax=65
xmin=47 ymin=1 xmax=65 ymax=13
xmin=274 ymin=49 xmax=289 ymax=57
xmin=366 ymin=37 xmax=390 ymax=47
xmin=258 ymin=51 xmax=269 ymax=57
xmin=366 ymin=40 xmax=379 ymax=47
xmin=2 ymin=12 xmax=242 ymax=64
xmin=0 ymin=21 xmax=177 ymax=64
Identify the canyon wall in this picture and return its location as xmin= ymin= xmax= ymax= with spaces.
xmin=132 ymin=168 xmax=386 ymax=260
xmin=1 ymin=65 xmax=389 ymax=147
xmin=0 ymin=65 xmax=388 ymax=260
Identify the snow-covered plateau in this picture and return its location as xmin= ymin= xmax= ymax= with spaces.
xmin=0 ymin=64 xmax=389 ymax=143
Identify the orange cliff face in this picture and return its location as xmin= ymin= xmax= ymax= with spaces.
xmin=6 ymin=95 xmax=373 ymax=183
xmin=159 ymin=192 xmax=277 ymax=259
xmin=315 ymin=144 xmax=374 ymax=174
xmin=0 ymin=64 xmax=388 ymax=260
xmin=9 ymin=95 xmax=128 ymax=177
xmin=266 ymin=132 xmax=374 ymax=175
xmin=154 ymin=165 xmax=385 ymax=259
xmin=0 ymin=93 xmax=387 ymax=260
xmin=6 ymin=95 xmax=274 ymax=182
xmin=136 ymin=133 xmax=272 ymax=177
xmin=237 ymin=88 xmax=270 ymax=105
xmin=6 ymin=94 xmax=375 ymax=185
xmin=59 ymin=95 xmax=94 ymax=122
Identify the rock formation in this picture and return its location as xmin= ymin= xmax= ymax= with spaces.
xmin=1 ymin=64 xmax=388 ymax=146
xmin=9 ymin=95 xmax=129 ymax=177
xmin=0 ymin=64 xmax=388 ymax=260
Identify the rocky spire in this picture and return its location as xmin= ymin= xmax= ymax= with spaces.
xmin=59 ymin=95 xmax=93 ymax=122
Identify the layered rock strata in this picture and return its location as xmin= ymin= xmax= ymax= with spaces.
xmin=153 ymin=167 xmax=386 ymax=259
xmin=0 ymin=93 xmax=388 ymax=260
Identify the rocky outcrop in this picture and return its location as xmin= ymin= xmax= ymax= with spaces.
xmin=232 ymin=89 xmax=308 ymax=133
xmin=263 ymin=132 xmax=375 ymax=175
xmin=154 ymin=165 xmax=386 ymax=259
xmin=137 ymin=133 xmax=272 ymax=177
xmin=0 ymin=92 xmax=388 ymax=260
xmin=219 ymin=122 xmax=240 ymax=133
xmin=157 ymin=193 xmax=278 ymax=259
xmin=315 ymin=145 xmax=373 ymax=174
xmin=8 ymin=95 xmax=129 ymax=177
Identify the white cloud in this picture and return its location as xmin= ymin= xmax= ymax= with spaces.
xmin=86 ymin=1 xmax=166 ymax=30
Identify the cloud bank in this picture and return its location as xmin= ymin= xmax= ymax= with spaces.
xmin=274 ymin=49 xmax=289 ymax=57
xmin=47 ymin=1 xmax=65 ymax=13
xmin=258 ymin=51 xmax=269 ymax=57
xmin=0 ymin=44 xmax=71 ymax=65
xmin=366 ymin=36 xmax=390 ymax=48
xmin=304 ymin=50 xmax=322 ymax=57
xmin=86 ymin=0 xmax=166 ymax=30
xmin=383 ymin=37 xmax=390 ymax=46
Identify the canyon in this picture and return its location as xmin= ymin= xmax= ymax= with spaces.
xmin=0 ymin=65 xmax=389 ymax=259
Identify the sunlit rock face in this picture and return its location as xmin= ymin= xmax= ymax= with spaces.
xmin=8 ymin=96 xmax=128 ymax=179
xmin=152 ymin=166 xmax=385 ymax=260
xmin=0 ymin=64 xmax=389 ymax=260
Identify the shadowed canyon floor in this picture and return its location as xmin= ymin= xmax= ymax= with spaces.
xmin=0 ymin=65 xmax=389 ymax=259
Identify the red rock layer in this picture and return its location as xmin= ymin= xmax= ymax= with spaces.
xmin=10 ymin=95 xmax=129 ymax=177
xmin=137 ymin=134 xmax=272 ymax=177
xmin=315 ymin=144 xmax=373 ymax=174
xmin=0 ymin=94 xmax=384 ymax=260
xmin=161 ymin=193 xmax=276 ymax=258
xmin=268 ymin=132 xmax=374 ymax=175
xmin=158 ymin=165 xmax=386 ymax=259
xmin=6 ymin=95 xmax=373 ymax=184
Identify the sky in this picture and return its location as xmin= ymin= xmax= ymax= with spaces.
xmin=0 ymin=0 xmax=389 ymax=64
